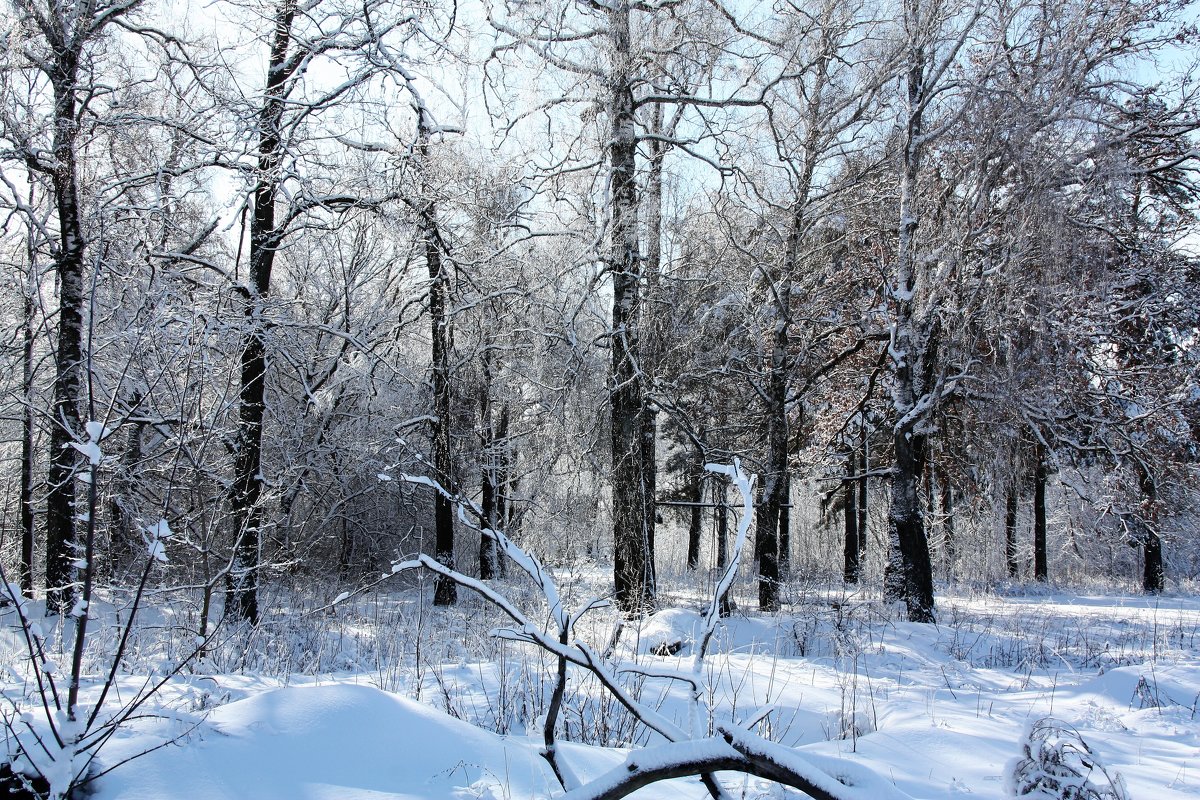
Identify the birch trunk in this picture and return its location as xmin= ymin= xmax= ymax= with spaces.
xmin=608 ymin=0 xmax=654 ymax=614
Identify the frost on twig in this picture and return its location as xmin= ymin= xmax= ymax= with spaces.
xmin=1007 ymin=718 xmax=1129 ymax=800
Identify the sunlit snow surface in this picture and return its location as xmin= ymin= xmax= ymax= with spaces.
xmin=24 ymin=590 xmax=1200 ymax=799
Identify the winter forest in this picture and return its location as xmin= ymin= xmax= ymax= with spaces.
xmin=1 ymin=0 xmax=1199 ymax=797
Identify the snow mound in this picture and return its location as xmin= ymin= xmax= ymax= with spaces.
xmin=94 ymin=684 xmax=556 ymax=800
xmin=635 ymin=609 xmax=703 ymax=656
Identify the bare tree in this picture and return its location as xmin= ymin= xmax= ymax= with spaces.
xmin=225 ymin=0 xmax=417 ymax=621
xmin=0 ymin=0 xmax=149 ymax=609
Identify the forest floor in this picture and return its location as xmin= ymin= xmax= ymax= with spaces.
xmin=4 ymin=580 xmax=1200 ymax=799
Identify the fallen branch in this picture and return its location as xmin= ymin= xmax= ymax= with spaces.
xmin=561 ymin=726 xmax=914 ymax=800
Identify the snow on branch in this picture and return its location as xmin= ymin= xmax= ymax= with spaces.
xmin=395 ymin=472 xmax=570 ymax=630
xmin=561 ymin=724 xmax=915 ymax=800
xmin=699 ymin=459 xmax=753 ymax=640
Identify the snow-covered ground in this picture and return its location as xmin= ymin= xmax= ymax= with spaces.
xmin=6 ymin=583 xmax=1192 ymax=800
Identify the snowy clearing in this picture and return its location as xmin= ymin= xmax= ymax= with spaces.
xmin=7 ymin=586 xmax=1194 ymax=799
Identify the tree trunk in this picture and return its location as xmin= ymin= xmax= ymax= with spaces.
xmin=338 ymin=514 xmax=353 ymax=579
xmin=685 ymin=435 xmax=704 ymax=571
xmin=843 ymin=459 xmax=859 ymax=584
xmin=857 ymin=427 xmax=867 ymax=562
xmin=1033 ymin=444 xmax=1047 ymax=582
xmin=479 ymin=352 xmax=499 ymax=581
xmin=755 ymin=308 xmax=789 ymax=612
xmin=21 ymin=272 xmax=35 ymax=598
xmin=778 ymin=474 xmax=791 ymax=580
xmin=44 ymin=52 xmax=88 ymax=613
xmin=494 ymin=406 xmax=511 ymax=580
xmin=608 ymin=0 xmax=654 ymax=614
xmin=890 ymin=432 xmax=935 ymax=622
xmin=1143 ymin=528 xmax=1163 ymax=593
xmin=639 ymin=108 xmax=667 ymax=593
xmin=419 ymin=116 xmax=457 ymax=607
xmin=230 ymin=0 xmax=299 ymax=624
xmin=1005 ymin=481 xmax=1019 ymax=579
xmin=883 ymin=531 xmax=904 ymax=601
xmin=109 ymin=415 xmax=146 ymax=577
xmin=886 ymin=12 xmax=937 ymax=623
xmin=1137 ymin=470 xmax=1163 ymax=593
xmin=715 ymin=474 xmax=732 ymax=617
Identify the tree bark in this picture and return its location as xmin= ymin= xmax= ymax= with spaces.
xmin=1005 ymin=480 xmax=1019 ymax=579
xmin=478 ymin=351 xmax=499 ymax=581
xmin=1142 ymin=528 xmax=1163 ymax=593
xmin=418 ymin=115 xmax=457 ymax=607
xmin=843 ymin=459 xmax=859 ymax=584
xmin=230 ymin=0 xmax=300 ymax=624
xmin=890 ymin=431 xmax=935 ymax=621
xmin=685 ymin=435 xmax=704 ymax=571
xmin=639 ymin=107 xmax=668 ymax=593
xmin=754 ymin=320 xmax=786 ymax=610
xmin=40 ymin=33 xmax=90 ymax=613
xmin=715 ymin=474 xmax=732 ymax=617
xmin=857 ymin=427 xmax=868 ymax=562
xmin=1137 ymin=470 xmax=1163 ymax=593
xmin=1033 ymin=443 xmax=1047 ymax=582
xmin=608 ymin=0 xmax=654 ymax=614
xmin=21 ymin=270 xmax=35 ymax=598
xmin=886 ymin=3 xmax=938 ymax=623
xmin=778 ymin=473 xmax=791 ymax=580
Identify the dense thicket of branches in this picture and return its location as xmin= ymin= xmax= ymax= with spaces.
xmin=1 ymin=0 xmax=1197 ymax=624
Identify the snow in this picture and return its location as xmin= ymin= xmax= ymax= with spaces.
xmin=145 ymin=519 xmax=173 ymax=563
xmin=93 ymin=685 xmax=558 ymax=800
xmin=146 ymin=539 xmax=168 ymax=563
xmin=4 ymin=588 xmax=1199 ymax=800
xmin=69 ymin=420 xmax=110 ymax=466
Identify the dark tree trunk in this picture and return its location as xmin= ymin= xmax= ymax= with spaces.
xmin=230 ymin=0 xmax=299 ymax=624
xmin=857 ymin=429 xmax=867 ymax=561
xmin=1033 ymin=444 xmax=1047 ymax=582
xmin=496 ymin=406 xmax=511 ymax=579
xmin=890 ymin=432 xmax=935 ymax=622
xmin=778 ymin=474 xmax=791 ymax=580
xmin=338 ymin=514 xmax=353 ymax=579
xmin=1137 ymin=471 xmax=1164 ymax=593
xmin=419 ymin=119 xmax=457 ymax=607
xmin=843 ymin=459 xmax=860 ymax=584
xmin=883 ymin=530 xmax=905 ymax=602
xmin=755 ymin=122 xmax=820 ymax=611
xmin=479 ymin=458 xmax=498 ymax=580
xmin=1005 ymin=481 xmax=1019 ymax=579
xmin=685 ymin=436 xmax=704 ymax=571
xmin=44 ymin=48 xmax=88 ymax=613
xmin=608 ymin=0 xmax=654 ymax=614
xmin=497 ymin=406 xmax=510 ymax=526
xmin=1143 ymin=529 xmax=1163 ymax=593
xmin=755 ymin=317 xmax=787 ymax=612
xmin=21 ymin=279 xmax=35 ymax=598
xmin=478 ymin=352 xmax=499 ymax=580
xmin=715 ymin=474 xmax=732 ymax=617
